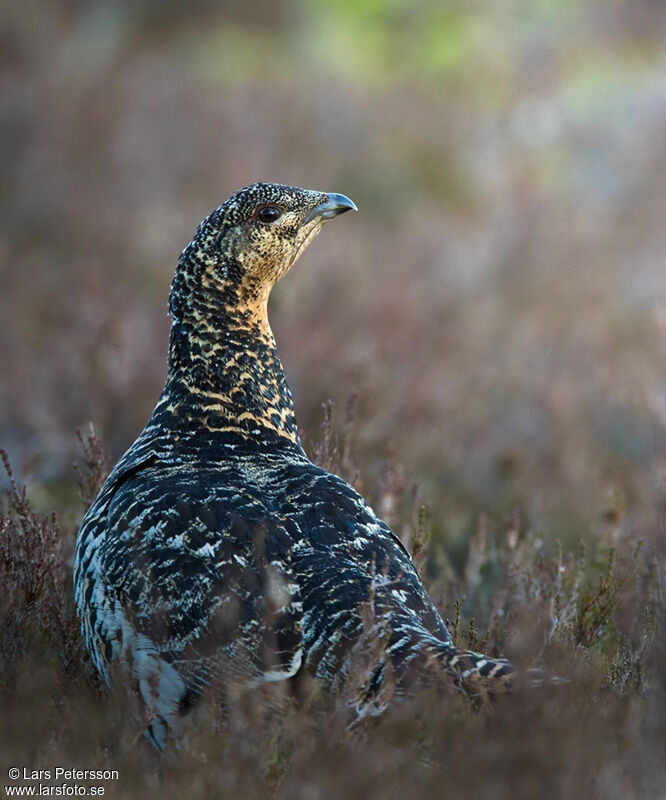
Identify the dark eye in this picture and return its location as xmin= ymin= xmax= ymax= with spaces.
xmin=257 ymin=205 xmax=282 ymax=223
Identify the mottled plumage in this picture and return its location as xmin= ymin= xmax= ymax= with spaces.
xmin=74 ymin=183 xmax=512 ymax=749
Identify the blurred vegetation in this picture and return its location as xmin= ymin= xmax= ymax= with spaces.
xmin=0 ymin=422 xmax=664 ymax=799
xmin=1 ymin=0 xmax=666 ymax=796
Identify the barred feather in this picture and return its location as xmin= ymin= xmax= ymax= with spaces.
xmin=74 ymin=183 xmax=512 ymax=749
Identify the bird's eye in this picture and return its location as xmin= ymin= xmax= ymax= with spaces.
xmin=257 ymin=205 xmax=282 ymax=223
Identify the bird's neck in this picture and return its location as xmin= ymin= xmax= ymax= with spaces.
xmin=154 ymin=282 xmax=301 ymax=449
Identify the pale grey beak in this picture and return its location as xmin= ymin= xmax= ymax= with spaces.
xmin=305 ymin=193 xmax=358 ymax=224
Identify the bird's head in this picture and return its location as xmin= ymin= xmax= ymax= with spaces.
xmin=169 ymin=182 xmax=357 ymax=322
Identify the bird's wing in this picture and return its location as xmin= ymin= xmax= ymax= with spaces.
xmin=90 ymin=467 xmax=303 ymax=703
xmin=273 ymin=467 xmax=452 ymax=686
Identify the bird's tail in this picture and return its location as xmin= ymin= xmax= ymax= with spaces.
xmin=438 ymin=644 xmax=514 ymax=693
xmin=437 ymin=643 xmax=567 ymax=695
xmin=351 ymin=622 xmax=564 ymax=721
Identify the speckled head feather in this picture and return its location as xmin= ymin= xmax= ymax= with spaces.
xmin=169 ymin=183 xmax=353 ymax=320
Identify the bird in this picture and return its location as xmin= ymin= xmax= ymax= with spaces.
xmin=74 ymin=182 xmax=513 ymax=750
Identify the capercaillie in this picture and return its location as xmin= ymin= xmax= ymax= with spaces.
xmin=74 ymin=183 xmax=513 ymax=749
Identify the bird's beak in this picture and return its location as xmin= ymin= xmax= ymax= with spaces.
xmin=305 ymin=193 xmax=358 ymax=224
